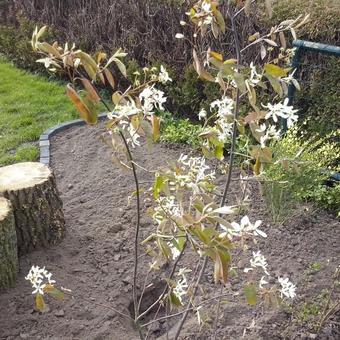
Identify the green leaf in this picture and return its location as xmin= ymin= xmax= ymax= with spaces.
xmin=103 ymin=68 xmax=115 ymax=89
xmin=66 ymin=84 xmax=97 ymax=124
xmin=193 ymin=49 xmax=215 ymax=82
xmin=113 ymin=58 xmax=127 ymax=77
xmin=250 ymin=146 xmax=272 ymax=163
xmin=75 ymin=51 xmax=98 ymax=81
xmin=214 ymin=144 xmax=224 ymax=160
xmin=35 ymin=293 xmax=47 ymax=312
xmin=44 ymin=285 xmax=64 ymax=300
xmin=192 ymin=226 xmax=217 ymax=245
xmin=151 ymin=115 xmax=160 ymax=142
xmin=80 ymin=78 xmax=101 ymax=104
xmin=264 ymin=64 xmax=287 ymax=78
xmin=169 ymin=292 xmax=182 ymax=307
xmin=233 ymin=72 xmax=247 ymax=93
xmin=153 ymin=173 xmax=164 ymax=199
xmin=215 ymin=10 xmax=226 ymax=34
xmin=112 ymin=92 xmax=123 ymax=106
xmin=244 ymin=284 xmax=257 ymax=305
xmin=265 ymin=73 xmax=283 ymax=96
xmin=157 ymin=238 xmax=171 ymax=260
xmin=213 ymin=249 xmax=231 ymax=284
xmin=36 ymin=42 xmax=61 ymax=58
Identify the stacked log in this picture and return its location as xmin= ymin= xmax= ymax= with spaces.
xmin=0 ymin=197 xmax=18 ymax=289
xmin=0 ymin=162 xmax=65 ymax=256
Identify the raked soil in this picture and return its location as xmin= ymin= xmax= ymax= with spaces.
xmin=0 ymin=123 xmax=339 ymax=340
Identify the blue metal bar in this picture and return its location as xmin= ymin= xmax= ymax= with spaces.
xmin=287 ymin=40 xmax=340 ymax=114
xmin=292 ymin=40 xmax=340 ymax=57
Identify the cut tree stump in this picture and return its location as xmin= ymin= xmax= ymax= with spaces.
xmin=0 ymin=162 xmax=65 ymax=255
xmin=0 ymin=197 xmax=18 ymax=290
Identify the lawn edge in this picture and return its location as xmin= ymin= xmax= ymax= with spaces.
xmin=39 ymin=113 xmax=107 ymax=166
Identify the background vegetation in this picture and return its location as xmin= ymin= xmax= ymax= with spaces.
xmin=0 ymin=0 xmax=339 ymax=132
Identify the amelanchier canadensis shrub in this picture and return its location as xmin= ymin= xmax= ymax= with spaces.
xmin=26 ymin=1 xmax=311 ymax=338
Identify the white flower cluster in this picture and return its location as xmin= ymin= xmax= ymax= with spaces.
xmin=249 ymin=62 xmax=262 ymax=87
xmin=168 ymin=242 xmax=181 ymax=260
xmin=200 ymin=1 xmax=214 ymax=25
xmin=153 ymin=196 xmax=181 ymax=226
xmin=109 ymin=79 xmax=168 ymax=147
xmin=158 ymin=65 xmax=172 ymax=85
xmin=243 ymin=250 xmax=297 ymax=299
xmin=25 ymin=265 xmax=56 ymax=295
xmin=256 ymin=124 xmax=281 ymax=148
xmin=220 ymin=215 xmax=267 ymax=240
xmin=139 ymin=85 xmax=167 ymax=115
xmin=278 ymin=277 xmax=297 ymax=299
xmin=210 ymin=97 xmax=234 ymax=118
xmin=200 ymin=96 xmax=234 ymax=143
xmin=263 ymin=98 xmax=298 ymax=128
xmin=198 ymin=108 xmax=207 ymax=121
xmin=244 ymin=251 xmax=270 ymax=275
xmin=109 ymin=101 xmax=141 ymax=119
xmin=281 ymin=69 xmax=300 ymax=91
xmin=173 ymin=268 xmax=190 ymax=304
xmin=176 ymin=154 xmax=216 ymax=193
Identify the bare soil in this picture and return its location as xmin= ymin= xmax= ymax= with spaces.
xmin=0 ymin=123 xmax=339 ymax=340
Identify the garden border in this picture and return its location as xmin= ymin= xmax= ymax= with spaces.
xmin=39 ymin=113 xmax=107 ymax=166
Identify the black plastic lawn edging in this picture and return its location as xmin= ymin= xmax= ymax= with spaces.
xmin=39 ymin=113 xmax=107 ymax=166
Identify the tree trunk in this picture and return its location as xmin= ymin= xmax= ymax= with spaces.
xmin=0 ymin=197 xmax=18 ymax=290
xmin=0 ymin=162 xmax=65 ymax=255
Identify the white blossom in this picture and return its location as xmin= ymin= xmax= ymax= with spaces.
xmin=281 ymin=69 xmax=300 ymax=90
xmin=244 ymin=251 xmax=270 ymax=275
xmin=158 ymin=65 xmax=172 ymax=84
xmin=210 ymin=97 xmax=234 ymax=117
xmin=198 ymin=108 xmax=207 ymax=121
xmin=139 ymin=85 xmax=167 ymax=115
xmin=209 ymin=97 xmax=235 ymax=142
xmin=25 ymin=266 xmax=56 ymax=295
xmin=168 ymin=243 xmax=181 ymax=260
xmin=221 ymin=215 xmax=267 ymax=239
xmin=263 ymin=98 xmax=298 ymax=127
xmin=204 ymin=15 xmax=213 ymax=25
xmin=278 ymin=277 xmax=297 ymax=299
xmin=249 ymin=62 xmax=262 ymax=86
xmin=173 ymin=268 xmax=190 ymax=304
xmin=126 ymin=125 xmax=141 ymax=148
xmin=201 ymin=1 xmax=212 ymax=13
xmin=112 ymin=101 xmax=142 ymax=118
xmin=180 ymin=20 xmax=186 ymax=26
xmin=175 ymin=33 xmax=185 ymax=39
xmin=257 ymin=124 xmax=281 ymax=148
xmin=176 ymin=154 xmax=215 ymax=193
xmin=153 ymin=196 xmax=181 ymax=225
xmin=259 ymin=276 xmax=268 ymax=289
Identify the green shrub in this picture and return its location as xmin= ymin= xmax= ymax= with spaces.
xmin=160 ymin=112 xmax=203 ymax=146
xmin=296 ymin=56 xmax=340 ymax=136
xmin=263 ymin=128 xmax=340 ymax=220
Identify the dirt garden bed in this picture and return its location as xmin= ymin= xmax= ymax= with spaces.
xmin=0 ymin=123 xmax=339 ymax=340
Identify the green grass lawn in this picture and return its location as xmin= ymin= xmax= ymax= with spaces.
xmin=0 ymin=59 xmax=77 ymax=165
